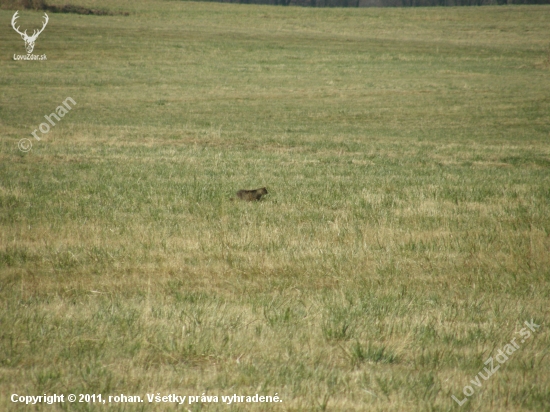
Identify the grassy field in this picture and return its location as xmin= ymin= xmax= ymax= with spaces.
xmin=1 ymin=1 xmax=549 ymax=410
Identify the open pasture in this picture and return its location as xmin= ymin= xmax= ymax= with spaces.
xmin=1 ymin=1 xmax=549 ymax=410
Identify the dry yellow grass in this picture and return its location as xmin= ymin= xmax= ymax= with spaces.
xmin=1 ymin=1 xmax=549 ymax=410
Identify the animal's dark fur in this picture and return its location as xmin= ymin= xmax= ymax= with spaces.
xmin=234 ymin=187 xmax=268 ymax=201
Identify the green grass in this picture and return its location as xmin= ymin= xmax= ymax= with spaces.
xmin=1 ymin=1 xmax=549 ymax=410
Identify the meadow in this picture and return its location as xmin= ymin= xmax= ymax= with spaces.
xmin=1 ymin=1 xmax=549 ymax=410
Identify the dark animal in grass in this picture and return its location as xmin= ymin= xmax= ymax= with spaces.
xmin=232 ymin=187 xmax=268 ymax=201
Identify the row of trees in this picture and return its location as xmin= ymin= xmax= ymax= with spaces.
xmin=0 ymin=0 xmax=127 ymax=14
xmin=197 ymin=0 xmax=549 ymax=6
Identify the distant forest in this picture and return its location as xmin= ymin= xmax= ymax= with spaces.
xmin=195 ymin=0 xmax=549 ymax=6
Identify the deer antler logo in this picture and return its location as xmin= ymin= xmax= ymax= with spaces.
xmin=11 ymin=11 xmax=49 ymax=54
